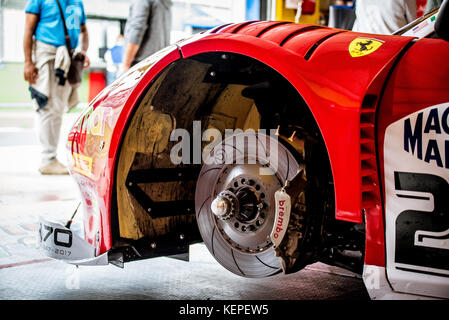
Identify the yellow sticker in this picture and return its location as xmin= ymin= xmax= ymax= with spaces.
xmin=349 ymin=38 xmax=384 ymax=57
xmin=87 ymin=107 xmax=112 ymax=137
xmin=88 ymin=108 xmax=105 ymax=136
xmin=72 ymin=152 xmax=93 ymax=178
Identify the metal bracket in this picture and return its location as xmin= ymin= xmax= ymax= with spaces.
xmin=126 ymin=167 xmax=201 ymax=218
xmin=111 ymin=229 xmax=200 ymax=264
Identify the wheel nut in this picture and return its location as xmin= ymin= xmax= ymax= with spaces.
xmin=211 ymin=196 xmax=231 ymax=219
xmin=211 ymin=191 xmax=238 ymax=220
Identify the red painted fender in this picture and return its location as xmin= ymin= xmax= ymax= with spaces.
xmin=68 ymin=46 xmax=182 ymax=254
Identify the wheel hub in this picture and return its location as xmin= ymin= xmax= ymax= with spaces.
xmin=234 ymin=187 xmax=262 ymax=223
xmin=211 ymin=186 xmax=265 ymax=224
xmin=213 ymin=164 xmax=282 ymax=253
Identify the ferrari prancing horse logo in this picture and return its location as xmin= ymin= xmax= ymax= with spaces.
xmin=349 ymin=37 xmax=384 ymax=57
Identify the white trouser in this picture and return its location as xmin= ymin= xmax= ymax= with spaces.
xmin=33 ymin=62 xmax=71 ymax=167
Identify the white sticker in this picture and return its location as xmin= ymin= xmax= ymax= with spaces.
xmin=384 ymin=102 xmax=449 ymax=299
xmin=38 ymin=217 xmax=95 ymax=262
xmin=402 ymin=13 xmax=437 ymax=39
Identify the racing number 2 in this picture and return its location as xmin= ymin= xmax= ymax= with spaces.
xmin=39 ymin=224 xmax=73 ymax=248
xmin=394 ymin=172 xmax=449 ymax=273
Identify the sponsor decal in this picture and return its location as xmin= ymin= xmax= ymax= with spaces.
xmin=413 ymin=20 xmax=429 ymax=34
xmin=348 ymin=37 xmax=384 ymax=57
xmin=403 ymin=12 xmax=437 ymax=38
xmin=270 ymin=189 xmax=291 ymax=248
xmin=87 ymin=107 xmax=113 ymax=137
xmin=384 ymin=102 xmax=449 ymax=298
xmin=403 ymin=104 xmax=449 ymax=169
xmin=72 ymin=152 xmax=93 ymax=178
xmin=38 ymin=218 xmax=96 ymax=262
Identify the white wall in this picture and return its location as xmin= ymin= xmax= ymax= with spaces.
xmin=2 ymin=8 xmax=25 ymax=62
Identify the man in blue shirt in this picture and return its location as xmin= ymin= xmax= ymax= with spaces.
xmin=23 ymin=0 xmax=90 ymax=174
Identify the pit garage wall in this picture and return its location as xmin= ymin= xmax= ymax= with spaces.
xmin=275 ymin=0 xmax=429 ymax=25
xmin=275 ymin=0 xmax=322 ymax=25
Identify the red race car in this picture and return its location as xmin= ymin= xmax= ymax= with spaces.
xmin=38 ymin=5 xmax=449 ymax=299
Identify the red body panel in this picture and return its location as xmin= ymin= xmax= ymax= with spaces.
xmin=67 ymin=22 xmax=429 ymax=260
xmin=257 ymin=23 xmax=320 ymax=43
xmin=237 ymin=21 xmax=293 ymax=37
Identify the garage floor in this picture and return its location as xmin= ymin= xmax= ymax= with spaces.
xmin=0 ymin=110 xmax=370 ymax=300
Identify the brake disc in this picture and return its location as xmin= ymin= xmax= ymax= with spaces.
xmin=195 ymin=131 xmax=300 ymax=278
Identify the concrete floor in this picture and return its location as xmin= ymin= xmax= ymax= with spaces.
xmin=0 ymin=109 xmax=370 ymax=300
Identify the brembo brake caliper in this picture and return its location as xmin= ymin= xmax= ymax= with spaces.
xmin=270 ymin=170 xmax=308 ymax=274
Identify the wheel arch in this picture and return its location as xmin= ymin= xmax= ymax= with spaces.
xmin=179 ymin=35 xmax=360 ymax=224
xmin=110 ymin=46 xmax=338 ymax=244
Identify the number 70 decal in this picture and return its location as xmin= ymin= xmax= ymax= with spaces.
xmin=39 ymin=223 xmax=73 ymax=248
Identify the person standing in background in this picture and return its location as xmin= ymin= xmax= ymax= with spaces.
xmin=352 ymin=0 xmax=417 ymax=34
xmin=23 ymin=0 xmax=90 ymax=175
xmin=122 ymin=0 xmax=172 ymax=72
